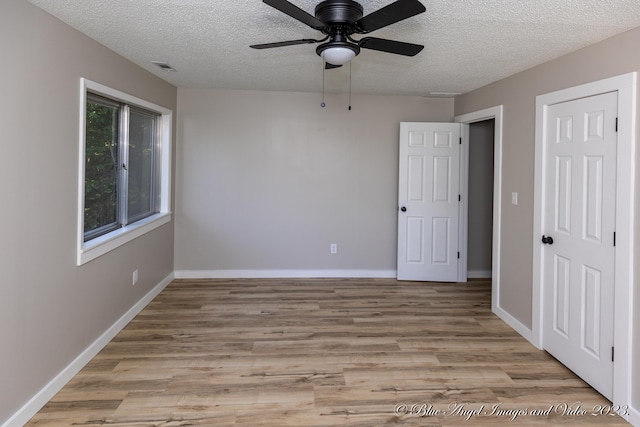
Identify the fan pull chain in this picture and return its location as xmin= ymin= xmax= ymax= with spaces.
xmin=321 ymin=62 xmax=326 ymax=108
xmin=348 ymin=62 xmax=352 ymax=111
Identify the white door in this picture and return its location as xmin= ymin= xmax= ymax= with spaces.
xmin=542 ymin=92 xmax=617 ymax=399
xmin=397 ymin=122 xmax=461 ymax=282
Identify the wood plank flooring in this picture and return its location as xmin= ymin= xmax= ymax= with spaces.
xmin=27 ymin=279 xmax=629 ymax=426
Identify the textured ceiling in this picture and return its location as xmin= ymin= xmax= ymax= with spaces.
xmin=27 ymin=0 xmax=640 ymax=96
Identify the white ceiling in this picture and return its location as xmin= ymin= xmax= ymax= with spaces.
xmin=27 ymin=0 xmax=640 ymax=96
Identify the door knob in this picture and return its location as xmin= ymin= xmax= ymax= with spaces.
xmin=400 ymin=206 xmax=407 ymax=212
xmin=542 ymin=235 xmax=554 ymax=245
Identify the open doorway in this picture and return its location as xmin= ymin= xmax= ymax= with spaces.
xmin=396 ymin=108 xmax=503 ymax=286
xmin=455 ymin=106 xmax=513 ymax=336
xmin=467 ymin=119 xmax=494 ymax=279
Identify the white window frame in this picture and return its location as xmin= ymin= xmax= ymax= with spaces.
xmin=77 ymin=78 xmax=172 ymax=265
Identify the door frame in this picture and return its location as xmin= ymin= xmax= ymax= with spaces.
xmin=455 ymin=106 xmax=504 ymax=312
xmin=532 ymin=73 xmax=636 ymax=410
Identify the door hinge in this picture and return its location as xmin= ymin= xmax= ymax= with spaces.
xmin=459 ymin=137 xmax=462 ymax=145
xmin=458 ymin=194 xmax=461 ymax=202
xmin=457 ymin=252 xmax=460 ymax=259
xmin=613 ymin=232 xmax=616 ymax=247
xmin=612 ymin=346 xmax=615 ymax=362
xmin=615 ymin=117 xmax=618 ymax=132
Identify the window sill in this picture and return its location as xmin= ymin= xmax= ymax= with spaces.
xmin=77 ymin=213 xmax=172 ymax=265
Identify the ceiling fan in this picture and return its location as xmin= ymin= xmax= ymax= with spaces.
xmin=250 ymin=0 xmax=426 ymax=68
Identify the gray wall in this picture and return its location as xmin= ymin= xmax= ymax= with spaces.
xmin=467 ymin=120 xmax=494 ymax=275
xmin=174 ymin=89 xmax=454 ymax=274
xmin=454 ymin=26 xmax=640 ymax=409
xmin=0 ymin=0 xmax=177 ymax=424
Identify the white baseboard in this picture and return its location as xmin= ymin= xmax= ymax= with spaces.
xmin=627 ymin=405 xmax=640 ymax=427
xmin=493 ymin=303 xmax=535 ymax=346
xmin=174 ymin=269 xmax=397 ymax=279
xmin=2 ymin=273 xmax=174 ymax=427
xmin=467 ymin=269 xmax=492 ymax=278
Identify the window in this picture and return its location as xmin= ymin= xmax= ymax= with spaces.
xmin=83 ymin=94 xmax=160 ymax=240
xmin=78 ymin=79 xmax=172 ymax=265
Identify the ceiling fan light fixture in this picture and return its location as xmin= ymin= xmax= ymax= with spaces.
xmin=317 ymin=42 xmax=360 ymax=65
xmin=252 ymin=0 xmax=427 ymax=69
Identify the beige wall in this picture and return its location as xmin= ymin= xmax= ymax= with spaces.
xmin=455 ymin=26 xmax=640 ymax=409
xmin=0 ymin=0 xmax=177 ymax=424
xmin=175 ymin=89 xmax=454 ymax=273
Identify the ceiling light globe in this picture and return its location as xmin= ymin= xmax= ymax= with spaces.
xmin=321 ymin=46 xmax=357 ymax=65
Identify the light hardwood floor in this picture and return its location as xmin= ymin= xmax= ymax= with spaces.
xmin=27 ymin=279 xmax=629 ymax=426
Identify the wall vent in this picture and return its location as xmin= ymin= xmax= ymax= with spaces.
xmin=151 ymin=61 xmax=177 ymax=72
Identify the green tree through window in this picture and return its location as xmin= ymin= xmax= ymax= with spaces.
xmin=84 ymin=96 xmax=119 ymax=237
xmin=83 ymin=93 xmax=159 ymax=242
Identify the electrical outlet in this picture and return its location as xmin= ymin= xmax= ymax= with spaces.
xmin=330 ymin=243 xmax=338 ymax=254
xmin=132 ymin=269 xmax=139 ymax=285
xmin=511 ymin=192 xmax=518 ymax=205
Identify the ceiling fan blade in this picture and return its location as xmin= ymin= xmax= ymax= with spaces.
xmin=355 ymin=0 xmax=426 ymax=33
xmin=358 ymin=37 xmax=424 ymax=56
xmin=263 ymin=0 xmax=326 ymax=30
xmin=325 ymin=62 xmax=343 ymax=69
xmin=250 ymin=38 xmax=321 ymax=49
